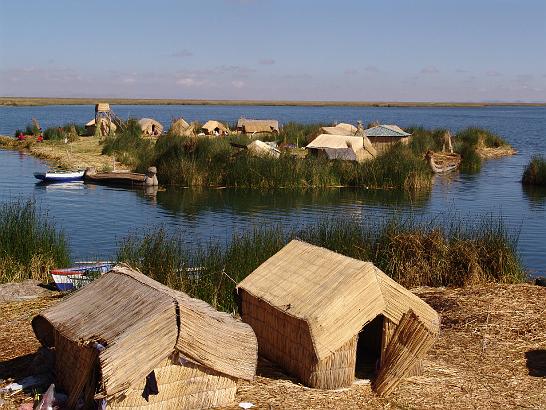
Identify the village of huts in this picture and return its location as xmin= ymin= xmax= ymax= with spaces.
xmin=237 ymin=240 xmax=440 ymax=395
xmin=31 ymin=265 xmax=258 ymax=409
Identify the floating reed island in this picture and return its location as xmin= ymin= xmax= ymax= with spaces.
xmin=1 ymin=102 xmax=517 ymax=190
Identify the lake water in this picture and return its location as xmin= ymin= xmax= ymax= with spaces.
xmin=0 ymin=105 xmax=545 ymax=277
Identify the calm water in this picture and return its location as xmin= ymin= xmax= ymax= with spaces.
xmin=0 ymin=105 xmax=545 ymax=276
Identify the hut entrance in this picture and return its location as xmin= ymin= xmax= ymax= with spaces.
xmin=355 ymin=315 xmax=384 ymax=379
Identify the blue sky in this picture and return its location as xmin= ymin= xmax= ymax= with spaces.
xmin=1 ymin=0 xmax=545 ymax=101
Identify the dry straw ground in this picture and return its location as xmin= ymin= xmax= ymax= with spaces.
xmin=1 ymin=284 xmax=545 ymax=409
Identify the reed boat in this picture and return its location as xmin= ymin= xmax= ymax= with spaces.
xmin=425 ymin=150 xmax=461 ymax=173
xmin=83 ymin=166 xmax=158 ymax=186
xmin=34 ymin=170 xmax=85 ymax=182
xmin=51 ymin=262 xmax=114 ymax=291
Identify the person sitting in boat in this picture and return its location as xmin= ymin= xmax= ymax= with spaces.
xmin=17 ymin=132 xmax=25 ymax=141
xmin=37 ymin=134 xmax=43 ymax=142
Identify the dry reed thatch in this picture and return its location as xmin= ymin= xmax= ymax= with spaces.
xmin=31 ymin=264 xmax=257 ymax=408
xmin=237 ymin=119 xmax=279 ymax=134
xmin=373 ymin=310 xmax=439 ymax=395
xmin=237 ymin=240 xmax=439 ymax=390
xmin=170 ymin=118 xmax=193 ymax=137
xmin=138 ymin=118 xmax=164 ymax=136
xmin=202 ymin=120 xmax=229 ymax=135
xmin=306 ymin=134 xmax=364 ymax=152
xmin=2 ymin=283 xmax=545 ymax=409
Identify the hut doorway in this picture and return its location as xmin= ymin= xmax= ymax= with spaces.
xmin=355 ymin=315 xmax=384 ymax=379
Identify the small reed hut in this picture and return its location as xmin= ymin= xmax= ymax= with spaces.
xmin=32 ymin=265 xmax=257 ymax=409
xmin=237 ymin=240 xmax=439 ymax=393
xmin=170 ymin=118 xmax=194 ymax=137
xmin=201 ymin=120 xmax=229 ymax=136
xmin=363 ymin=124 xmax=412 ymax=154
xmin=85 ymin=118 xmax=117 ymax=136
xmin=138 ymin=118 xmax=164 ymax=137
xmin=236 ymin=118 xmax=279 ymax=135
xmin=306 ymin=134 xmax=376 ymax=162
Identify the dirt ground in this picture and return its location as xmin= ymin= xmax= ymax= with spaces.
xmin=1 ymin=283 xmax=545 ymax=409
xmin=0 ymin=136 xmax=129 ymax=171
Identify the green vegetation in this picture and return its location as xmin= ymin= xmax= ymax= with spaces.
xmin=522 ymin=155 xmax=546 ymax=186
xmin=0 ymin=199 xmax=70 ymax=283
xmin=43 ymin=123 xmax=84 ymax=142
xmin=101 ymin=119 xmax=154 ymax=168
xmin=137 ymin=131 xmax=432 ymax=190
xmin=117 ymin=214 xmax=524 ymax=313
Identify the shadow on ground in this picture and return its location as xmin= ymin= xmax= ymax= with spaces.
xmin=525 ymin=349 xmax=546 ymax=377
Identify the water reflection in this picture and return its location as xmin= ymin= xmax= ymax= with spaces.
xmin=522 ymin=185 xmax=546 ymax=208
xmin=153 ymin=187 xmax=431 ymax=218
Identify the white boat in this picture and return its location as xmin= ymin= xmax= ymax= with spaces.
xmin=34 ymin=170 xmax=85 ymax=183
xmin=51 ymin=263 xmax=114 ymax=291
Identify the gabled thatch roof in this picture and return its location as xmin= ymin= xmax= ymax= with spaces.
xmin=363 ymin=124 xmax=411 ymax=138
xmin=321 ymin=123 xmax=358 ymax=136
xmin=237 ymin=240 xmax=439 ymax=361
xmin=33 ymin=265 xmax=257 ymax=398
xmin=237 ymin=118 xmax=279 ymax=133
xmin=306 ymin=134 xmax=364 ymax=152
xmin=202 ymin=120 xmax=229 ymax=134
xmin=170 ymin=118 xmax=193 ymax=136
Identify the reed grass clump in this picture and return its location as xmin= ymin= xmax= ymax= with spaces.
xmin=0 ymin=199 xmax=70 ymax=283
xmin=102 ymin=119 xmax=154 ymax=167
xmin=522 ymin=155 xmax=546 ymax=186
xmin=43 ymin=123 xmax=84 ymax=142
xmin=117 ymin=214 xmax=524 ymax=313
xmin=140 ymin=130 xmax=432 ymax=190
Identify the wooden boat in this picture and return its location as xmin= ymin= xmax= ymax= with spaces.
xmin=425 ymin=151 xmax=461 ymax=173
xmin=51 ymin=262 xmax=114 ymax=291
xmin=34 ymin=170 xmax=84 ymax=182
xmin=83 ymin=166 xmax=158 ymax=186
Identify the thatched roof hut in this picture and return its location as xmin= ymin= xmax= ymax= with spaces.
xmin=363 ymin=125 xmax=412 ymax=153
xmin=237 ymin=240 xmax=439 ymax=392
xmin=236 ymin=118 xmax=279 ymax=134
xmin=201 ymin=120 xmax=229 ymax=136
xmin=33 ymin=265 xmax=257 ymax=409
xmin=306 ymin=134 xmax=376 ymax=162
xmin=170 ymin=118 xmax=194 ymax=137
xmin=321 ymin=123 xmax=358 ymax=135
xmin=138 ymin=118 xmax=164 ymax=137
xmin=85 ymin=118 xmax=117 ymax=136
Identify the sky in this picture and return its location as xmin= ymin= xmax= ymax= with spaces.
xmin=0 ymin=0 xmax=545 ymax=102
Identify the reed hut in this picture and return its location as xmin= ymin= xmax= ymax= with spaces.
xmin=32 ymin=265 xmax=258 ymax=409
xmin=85 ymin=118 xmax=117 ymax=136
xmin=363 ymin=124 xmax=412 ymax=153
xmin=320 ymin=123 xmax=358 ymax=135
xmin=247 ymin=140 xmax=281 ymax=158
xmin=138 ymin=118 xmax=164 ymax=137
xmin=236 ymin=118 xmax=279 ymax=135
xmin=170 ymin=118 xmax=194 ymax=137
xmin=237 ymin=240 xmax=439 ymax=392
xmin=306 ymin=134 xmax=375 ymax=162
xmin=201 ymin=120 xmax=229 ymax=136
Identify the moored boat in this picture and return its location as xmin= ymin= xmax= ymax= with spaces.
xmin=83 ymin=166 xmax=158 ymax=186
xmin=34 ymin=170 xmax=85 ymax=182
xmin=425 ymin=150 xmax=461 ymax=173
xmin=51 ymin=263 xmax=114 ymax=291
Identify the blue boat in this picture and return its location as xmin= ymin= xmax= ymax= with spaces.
xmin=34 ymin=170 xmax=85 ymax=183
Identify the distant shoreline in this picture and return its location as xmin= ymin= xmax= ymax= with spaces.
xmin=1 ymin=97 xmax=545 ymax=108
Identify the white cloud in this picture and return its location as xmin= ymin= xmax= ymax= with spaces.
xmin=420 ymin=65 xmax=440 ymax=74
xmin=176 ymin=77 xmax=206 ymax=87
xmin=171 ymin=49 xmax=193 ymax=58
xmin=231 ymin=80 xmax=245 ymax=88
